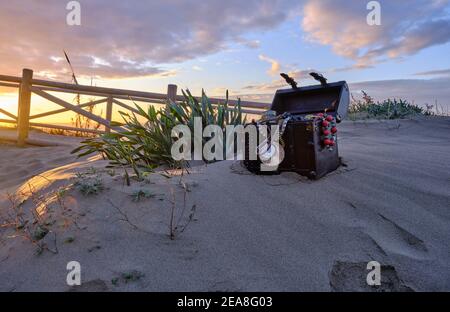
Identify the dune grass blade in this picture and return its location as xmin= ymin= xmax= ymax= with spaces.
xmin=71 ymin=90 xmax=247 ymax=177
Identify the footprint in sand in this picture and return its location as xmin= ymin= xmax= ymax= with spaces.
xmin=344 ymin=202 xmax=429 ymax=260
xmin=363 ymin=213 xmax=429 ymax=260
xmin=377 ymin=213 xmax=428 ymax=252
xmin=329 ymin=261 xmax=413 ymax=292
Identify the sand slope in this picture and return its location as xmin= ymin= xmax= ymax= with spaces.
xmin=0 ymin=128 xmax=83 ymax=192
xmin=0 ymin=118 xmax=449 ymax=291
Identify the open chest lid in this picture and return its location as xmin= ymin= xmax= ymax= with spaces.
xmin=270 ymin=81 xmax=350 ymax=118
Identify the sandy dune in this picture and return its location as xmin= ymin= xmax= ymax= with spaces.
xmin=0 ymin=128 xmax=83 ymax=192
xmin=0 ymin=118 xmax=449 ymax=291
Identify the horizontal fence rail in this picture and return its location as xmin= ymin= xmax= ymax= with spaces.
xmin=0 ymin=69 xmax=269 ymax=146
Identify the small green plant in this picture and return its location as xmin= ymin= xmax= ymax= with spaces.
xmin=56 ymin=188 xmax=68 ymax=198
xmin=75 ymin=176 xmax=104 ymax=195
xmin=130 ymin=189 xmax=155 ymax=202
xmin=86 ymin=167 xmax=98 ymax=175
xmin=64 ymin=237 xmax=75 ymax=244
xmin=110 ymin=270 xmax=144 ymax=286
xmin=2 ymin=188 xmax=59 ymax=255
xmin=121 ymin=270 xmax=145 ymax=283
xmin=32 ymin=225 xmax=49 ymax=241
xmin=107 ymin=169 xmax=116 ymax=177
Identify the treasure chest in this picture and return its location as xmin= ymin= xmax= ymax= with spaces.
xmin=244 ymin=78 xmax=350 ymax=179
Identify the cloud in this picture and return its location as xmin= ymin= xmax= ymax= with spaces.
xmin=414 ymin=68 xmax=450 ymax=77
xmin=329 ymin=64 xmax=374 ymax=73
xmin=0 ymin=0 xmax=300 ymax=80
xmin=212 ymin=87 xmax=229 ymax=95
xmin=237 ymin=38 xmax=261 ymax=49
xmin=302 ymin=0 xmax=450 ymax=68
xmin=192 ymin=66 xmax=203 ymax=72
xmin=243 ymin=68 xmax=321 ymax=92
xmin=238 ymin=93 xmax=274 ymax=103
xmin=258 ymin=54 xmax=282 ymax=76
xmin=243 ymin=80 xmax=284 ymax=92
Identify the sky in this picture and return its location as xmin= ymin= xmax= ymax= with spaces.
xmin=1 ymin=0 xmax=450 ymax=122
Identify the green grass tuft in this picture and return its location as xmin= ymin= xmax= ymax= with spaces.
xmin=71 ymin=90 xmax=247 ymax=178
xmin=130 ymin=189 xmax=155 ymax=202
xmin=349 ymin=91 xmax=426 ymax=120
xmin=75 ymin=176 xmax=104 ymax=196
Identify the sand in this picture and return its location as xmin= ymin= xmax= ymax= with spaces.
xmin=0 ymin=117 xmax=449 ymax=292
xmin=0 ymin=128 xmax=83 ymax=192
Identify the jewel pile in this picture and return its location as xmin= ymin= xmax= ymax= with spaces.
xmin=317 ymin=113 xmax=337 ymax=148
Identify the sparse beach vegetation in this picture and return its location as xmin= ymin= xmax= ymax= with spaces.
xmin=130 ymin=189 xmax=155 ymax=202
xmin=349 ymin=91 xmax=427 ymax=120
xmin=71 ymin=90 xmax=246 ymax=178
xmin=74 ymin=175 xmax=104 ymax=196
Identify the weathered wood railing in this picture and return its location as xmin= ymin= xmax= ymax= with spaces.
xmin=0 ymin=68 xmax=268 ymax=146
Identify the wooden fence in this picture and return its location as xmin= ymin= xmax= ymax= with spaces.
xmin=0 ymin=69 xmax=269 ymax=146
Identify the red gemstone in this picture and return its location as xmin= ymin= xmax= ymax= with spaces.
xmin=324 ymin=139 xmax=332 ymax=146
xmin=331 ymin=127 xmax=337 ymax=134
xmin=326 ymin=115 xmax=334 ymax=122
xmin=323 ymin=130 xmax=330 ymax=136
xmin=322 ymin=120 xmax=329 ymax=127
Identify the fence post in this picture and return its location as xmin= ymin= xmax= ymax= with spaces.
xmin=105 ymin=96 xmax=113 ymax=133
xmin=167 ymin=84 xmax=177 ymax=102
xmin=17 ymin=68 xmax=33 ymax=146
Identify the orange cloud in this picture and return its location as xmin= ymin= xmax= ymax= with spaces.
xmin=258 ymin=54 xmax=281 ymax=76
xmin=0 ymin=0 xmax=300 ymax=80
